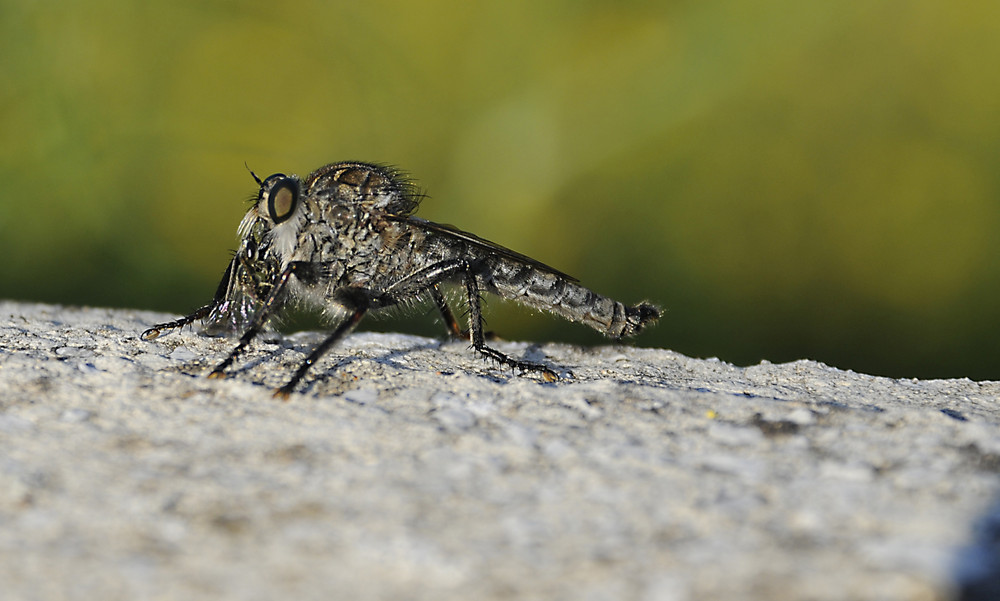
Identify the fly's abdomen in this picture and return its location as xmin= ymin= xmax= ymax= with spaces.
xmin=485 ymin=259 xmax=660 ymax=339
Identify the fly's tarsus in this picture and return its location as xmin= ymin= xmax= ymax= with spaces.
xmin=141 ymin=305 xmax=214 ymax=341
xmin=141 ymin=161 xmax=660 ymax=396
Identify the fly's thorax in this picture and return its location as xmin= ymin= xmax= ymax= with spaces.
xmin=368 ymin=218 xmax=455 ymax=284
xmin=304 ymin=162 xmax=421 ymax=216
xmin=243 ymin=161 xmax=426 ymax=270
xmin=320 ymin=201 xmax=356 ymax=230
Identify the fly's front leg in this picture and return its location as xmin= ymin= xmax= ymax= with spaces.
xmin=140 ymin=305 xmax=213 ymax=341
xmin=140 ymin=257 xmax=240 ymax=340
xmin=208 ymin=261 xmax=306 ymax=379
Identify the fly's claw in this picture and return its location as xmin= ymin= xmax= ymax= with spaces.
xmin=540 ymin=367 xmax=559 ymax=383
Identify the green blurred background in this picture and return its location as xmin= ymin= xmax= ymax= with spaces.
xmin=3 ymin=1 xmax=999 ymax=380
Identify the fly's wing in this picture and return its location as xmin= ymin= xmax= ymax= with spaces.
xmin=387 ymin=215 xmax=579 ymax=282
xmin=199 ymin=258 xmax=266 ymax=336
xmin=202 ymin=291 xmax=260 ymax=336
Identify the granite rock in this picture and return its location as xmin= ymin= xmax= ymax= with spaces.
xmin=1 ymin=301 xmax=998 ymax=600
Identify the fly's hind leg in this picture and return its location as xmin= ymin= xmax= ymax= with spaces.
xmin=376 ymin=260 xmax=559 ymax=381
xmin=459 ymin=265 xmax=558 ymax=382
xmin=430 ymin=283 xmax=499 ymax=342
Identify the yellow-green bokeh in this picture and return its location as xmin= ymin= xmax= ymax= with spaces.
xmin=3 ymin=0 xmax=999 ymax=379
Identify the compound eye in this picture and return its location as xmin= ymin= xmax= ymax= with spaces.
xmin=267 ymin=178 xmax=299 ymax=223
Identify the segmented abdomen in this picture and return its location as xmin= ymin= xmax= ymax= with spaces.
xmin=485 ymin=258 xmax=658 ymax=339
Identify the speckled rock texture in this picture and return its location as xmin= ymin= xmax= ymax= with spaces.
xmin=1 ymin=301 xmax=998 ymax=600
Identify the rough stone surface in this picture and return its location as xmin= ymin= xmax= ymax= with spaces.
xmin=1 ymin=301 xmax=999 ymax=601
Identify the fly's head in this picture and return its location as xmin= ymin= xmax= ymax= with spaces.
xmin=237 ymin=171 xmax=308 ymax=297
xmin=237 ymin=171 xmax=308 ymax=268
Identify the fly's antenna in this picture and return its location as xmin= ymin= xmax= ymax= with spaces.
xmin=245 ymin=162 xmax=263 ymax=186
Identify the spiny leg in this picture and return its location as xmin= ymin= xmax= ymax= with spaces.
xmin=460 ymin=264 xmax=558 ymax=382
xmin=141 ymin=257 xmax=239 ymax=340
xmin=273 ymin=304 xmax=367 ymax=399
xmin=374 ymin=259 xmax=559 ymax=381
xmin=208 ymin=261 xmax=305 ymax=379
xmin=430 ymin=284 xmax=501 ymax=342
xmin=276 ymin=270 xmax=463 ymax=397
xmin=140 ymin=304 xmax=213 ymax=341
xmin=430 ymin=284 xmax=466 ymax=339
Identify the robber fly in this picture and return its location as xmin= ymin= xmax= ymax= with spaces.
xmin=142 ymin=162 xmax=660 ymax=398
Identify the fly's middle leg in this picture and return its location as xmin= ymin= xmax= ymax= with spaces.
xmin=430 ymin=284 xmax=464 ymax=339
xmin=274 ymin=303 xmax=367 ymax=399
